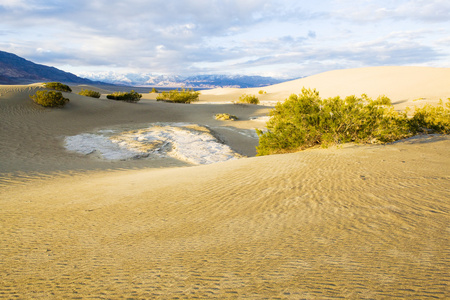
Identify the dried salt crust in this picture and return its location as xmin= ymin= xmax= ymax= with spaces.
xmin=65 ymin=123 xmax=242 ymax=165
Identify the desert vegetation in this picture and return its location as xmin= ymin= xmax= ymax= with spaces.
xmin=215 ymin=113 xmax=238 ymax=121
xmin=237 ymin=94 xmax=260 ymax=104
xmin=156 ymin=88 xmax=200 ymax=103
xmin=44 ymin=82 xmax=72 ymax=92
xmin=78 ymin=89 xmax=101 ymax=98
xmin=106 ymin=90 xmax=142 ymax=103
xmin=30 ymin=90 xmax=70 ymax=107
xmin=408 ymin=99 xmax=450 ymax=134
xmin=150 ymin=87 xmax=158 ymax=93
xmin=258 ymin=90 xmax=266 ymax=95
xmin=256 ymin=88 xmax=450 ymax=155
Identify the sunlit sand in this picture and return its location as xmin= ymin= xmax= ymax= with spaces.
xmin=1 ymin=67 xmax=449 ymax=298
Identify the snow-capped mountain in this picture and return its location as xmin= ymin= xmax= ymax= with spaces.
xmin=77 ymin=72 xmax=287 ymax=88
xmin=0 ymin=50 xmax=291 ymax=87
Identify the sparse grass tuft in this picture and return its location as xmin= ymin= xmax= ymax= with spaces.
xmin=215 ymin=113 xmax=238 ymax=121
xmin=106 ymin=90 xmax=142 ymax=103
xmin=409 ymin=99 xmax=450 ymax=134
xmin=156 ymin=88 xmax=200 ymax=103
xmin=30 ymin=90 xmax=69 ymax=107
xmin=44 ymin=82 xmax=72 ymax=92
xmin=237 ymin=94 xmax=259 ymax=105
xmin=78 ymin=89 xmax=101 ymax=98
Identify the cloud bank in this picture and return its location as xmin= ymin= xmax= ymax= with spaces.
xmin=0 ymin=0 xmax=449 ymax=77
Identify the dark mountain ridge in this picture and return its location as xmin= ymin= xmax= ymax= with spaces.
xmin=0 ymin=50 xmax=290 ymax=88
xmin=0 ymin=50 xmax=96 ymax=85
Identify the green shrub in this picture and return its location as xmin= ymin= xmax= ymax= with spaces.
xmin=371 ymin=94 xmax=392 ymax=105
xmin=44 ymin=82 xmax=72 ymax=92
xmin=237 ymin=94 xmax=259 ymax=104
xmin=78 ymin=89 xmax=101 ymax=98
xmin=156 ymin=88 xmax=200 ymax=103
xmin=150 ymin=87 xmax=158 ymax=93
xmin=106 ymin=90 xmax=142 ymax=103
xmin=30 ymin=90 xmax=69 ymax=107
xmin=258 ymin=90 xmax=266 ymax=95
xmin=215 ymin=113 xmax=238 ymax=121
xmin=256 ymin=88 xmax=421 ymax=156
xmin=409 ymin=99 xmax=450 ymax=134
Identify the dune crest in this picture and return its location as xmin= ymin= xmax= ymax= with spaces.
xmin=201 ymin=66 xmax=450 ymax=109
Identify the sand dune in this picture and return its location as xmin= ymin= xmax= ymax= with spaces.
xmin=1 ymin=136 xmax=449 ymax=298
xmin=1 ymin=66 xmax=449 ymax=298
xmin=201 ymin=66 xmax=450 ymax=110
xmin=0 ymin=83 xmax=271 ymax=179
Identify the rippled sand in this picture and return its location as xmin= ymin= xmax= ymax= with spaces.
xmin=1 ymin=67 xmax=449 ymax=298
xmin=1 ymin=136 xmax=449 ymax=298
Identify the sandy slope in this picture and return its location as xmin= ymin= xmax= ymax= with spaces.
xmin=0 ymin=84 xmax=271 ymax=180
xmin=201 ymin=66 xmax=450 ymax=110
xmin=1 ymin=136 xmax=449 ymax=298
xmin=1 ymin=67 xmax=449 ymax=298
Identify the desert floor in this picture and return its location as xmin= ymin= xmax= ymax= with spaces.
xmin=1 ymin=66 xmax=449 ymax=299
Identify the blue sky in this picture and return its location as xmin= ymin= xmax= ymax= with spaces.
xmin=0 ymin=0 xmax=449 ymax=78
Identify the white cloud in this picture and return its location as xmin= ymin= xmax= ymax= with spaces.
xmin=0 ymin=0 xmax=22 ymax=6
xmin=394 ymin=0 xmax=450 ymax=22
xmin=332 ymin=0 xmax=450 ymax=22
xmin=0 ymin=0 xmax=448 ymax=77
xmin=35 ymin=47 xmax=51 ymax=54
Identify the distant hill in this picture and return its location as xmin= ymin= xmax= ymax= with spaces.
xmin=79 ymin=72 xmax=289 ymax=88
xmin=0 ymin=50 xmax=289 ymax=87
xmin=183 ymin=74 xmax=287 ymax=88
xmin=0 ymin=50 xmax=96 ymax=85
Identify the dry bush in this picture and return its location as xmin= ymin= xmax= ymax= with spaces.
xmin=256 ymin=88 xmax=450 ymax=156
xmin=30 ymin=90 xmax=69 ymax=107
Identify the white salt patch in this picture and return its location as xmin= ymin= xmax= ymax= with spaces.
xmin=238 ymin=130 xmax=259 ymax=139
xmin=250 ymin=116 xmax=271 ymax=122
xmin=259 ymin=101 xmax=279 ymax=106
xmin=211 ymin=126 xmax=259 ymax=139
xmin=98 ymin=129 xmax=116 ymax=134
xmin=64 ymin=123 xmax=241 ymax=165
xmin=64 ymin=133 xmax=147 ymax=160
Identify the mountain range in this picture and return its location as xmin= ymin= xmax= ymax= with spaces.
xmin=78 ymin=72 xmax=287 ymax=88
xmin=0 ymin=50 xmax=96 ymax=85
xmin=0 ymin=50 xmax=288 ymax=88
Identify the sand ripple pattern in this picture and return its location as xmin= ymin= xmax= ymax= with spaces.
xmin=1 ymin=136 xmax=449 ymax=299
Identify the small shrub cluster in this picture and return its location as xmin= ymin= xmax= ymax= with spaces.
xmin=237 ymin=94 xmax=259 ymax=105
xmin=30 ymin=90 xmax=69 ymax=107
xmin=256 ymin=88 xmax=450 ymax=156
xmin=44 ymin=82 xmax=72 ymax=92
xmin=258 ymin=90 xmax=266 ymax=95
xmin=106 ymin=90 xmax=142 ymax=103
xmin=409 ymin=99 xmax=450 ymax=134
xmin=78 ymin=89 xmax=101 ymax=98
xmin=150 ymin=87 xmax=158 ymax=93
xmin=215 ymin=113 xmax=238 ymax=121
xmin=156 ymin=88 xmax=200 ymax=103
